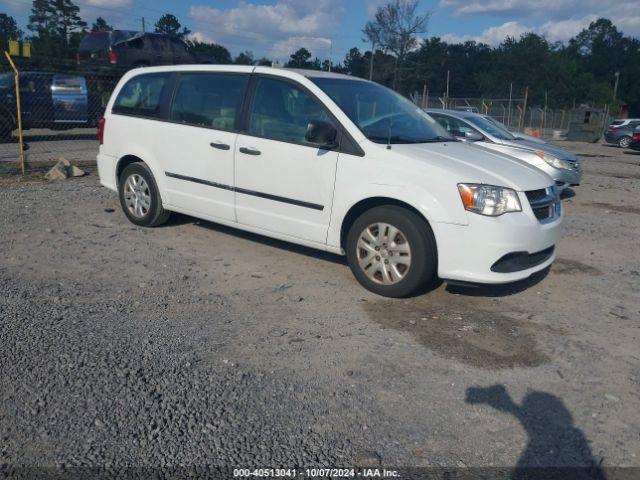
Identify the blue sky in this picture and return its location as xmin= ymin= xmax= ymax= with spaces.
xmin=4 ymin=0 xmax=640 ymax=62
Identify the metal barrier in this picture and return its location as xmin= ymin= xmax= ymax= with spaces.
xmin=1 ymin=55 xmax=121 ymax=172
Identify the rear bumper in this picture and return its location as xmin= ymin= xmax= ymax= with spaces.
xmin=97 ymin=151 xmax=117 ymax=191
xmin=433 ymin=195 xmax=563 ymax=284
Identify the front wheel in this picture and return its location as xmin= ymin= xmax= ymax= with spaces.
xmin=118 ymin=162 xmax=170 ymax=227
xmin=346 ymin=206 xmax=437 ymax=297
xmin=618 ymin=136 xmax=631 ymax=148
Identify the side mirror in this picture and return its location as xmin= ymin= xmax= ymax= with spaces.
xmin=464 ymin=131 xmax=484 ymax=142
xmin=305 ymin=120 xmax=338 ymax=148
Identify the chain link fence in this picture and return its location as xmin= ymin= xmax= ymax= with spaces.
xmin=411 ymin=92 xmax=610 ymax=139
xmin=0 ymin=66 xmax=121 ymax=172
xmin=1 ymin=62 xmax=613 ymax=173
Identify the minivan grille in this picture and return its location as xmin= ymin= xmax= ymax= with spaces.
xmin=525 ymin=187 xmax=561 ymax=222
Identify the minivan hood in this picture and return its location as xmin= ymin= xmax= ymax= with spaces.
xmin=500 ymin=138 xmax=577 ymax=161
xmin=389 ymin=141 xmax=553 ymax=192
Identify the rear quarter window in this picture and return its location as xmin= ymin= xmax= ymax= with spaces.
xmin=113 ymin=73 xmax=170 ymax=118
xmin=53 ymin=75 xmax=85 ymax=94
xmin=79 ymin=33 xmax=110 ymax=51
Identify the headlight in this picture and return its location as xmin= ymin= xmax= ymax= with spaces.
xmin=535 ymin=151 xmax=572 ymax=171
xmin=457 ymin=183 xmax=522 ymax=216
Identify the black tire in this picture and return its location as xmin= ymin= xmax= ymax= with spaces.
xmin=346 ymin=205 xmax=437 ymax=297
xmin=118 ymin=162 xmax=170 ymax=227
xmin=618 ymin=136 xmax=631 ymax=148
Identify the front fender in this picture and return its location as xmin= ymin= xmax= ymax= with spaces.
xmin=327 ymin=180 xmax=468 ymax=250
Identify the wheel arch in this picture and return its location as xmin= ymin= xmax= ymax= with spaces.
xmin=339 ymin=197 xmax=432 ymax=251
xmin=116 ymin=154 xmax=145 ymax=185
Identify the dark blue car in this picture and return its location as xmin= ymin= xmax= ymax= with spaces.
xmin=0 ymin=72 xmax=100 ymax=141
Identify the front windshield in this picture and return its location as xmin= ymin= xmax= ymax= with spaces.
xmin=311 ymin=77 xmax=453 ymax=144
xmin=483 ymin=116 xmax=517 ymax=136
xmin=466 ymin=115 xmax=515 ymax=141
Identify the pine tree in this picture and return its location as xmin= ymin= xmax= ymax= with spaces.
xmin=91 ymin=16 xmax=112 ymax=32
xmin=154 ymin=14 xmax=190 ymax=38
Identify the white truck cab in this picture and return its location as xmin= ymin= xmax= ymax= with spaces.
xmin=97 ymin=65 xmax=562 ymax=297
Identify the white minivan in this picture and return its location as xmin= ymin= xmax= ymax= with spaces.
xmin=97 ymin=65 xmax=563 ymax=297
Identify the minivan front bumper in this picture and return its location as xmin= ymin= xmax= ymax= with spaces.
xmin=432 ymin=190 xmax=563 ymax=284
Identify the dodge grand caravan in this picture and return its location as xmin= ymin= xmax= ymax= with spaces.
xmin=97 ymin=66 xmax=563 ymax=297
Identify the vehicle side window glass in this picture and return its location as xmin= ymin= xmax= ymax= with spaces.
xmin=170 ymin=73 xmax=247 ymax=130
xmin=53 ymin=75 xmax=84 ymax=94
xmin=171 ymin=38 xmax=187 ymax=53
xmin=113 ymin=73 xmax=170 ymax=117
xmin=248 ymin=77 xmax=330 ymax=144
xmin=434 ymin=115 xmax=475 ymax=137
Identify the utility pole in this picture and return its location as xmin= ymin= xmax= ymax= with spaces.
xmin=141 ymin=17 xmax=146 ymax=33
xmin=422 ymin=83 xmax=427 ymax=109
xmin=519 ymin=86 xmax=528 ymax=132
xmin=543 ymin=90 xmax=548 ymax=134
xmin=328 ymin=39 xmax=332 ymax=72
xmin=507 ymin=82 xmax=513 ymax=127
xmin=445 ymin=70 xmax=450 ymax=109
xmin=368 ymin=37 xmax=376 ymax=81
xmin=613 ymin=71 xmax=620 ymax=104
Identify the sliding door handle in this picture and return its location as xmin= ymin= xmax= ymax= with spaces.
xmin=239 ymin=147 xmax=261 ymax=156
xmin=210 ymin=142 xmax=230 ymax=150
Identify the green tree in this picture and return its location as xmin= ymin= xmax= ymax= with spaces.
xmin=154 ymin=13 xmax=191 ymax=38
xmin=343 ymin=47 xmax=367 ymax=77
xmin=91 ymin=16 xmax=112 ymax=32
xmin=188 ymin=40 xmax=232 ymax=64
xmin=285 ymin=48 xmax=313 ymax=68
xmin=0 ymin=13 xmax=23 ymax=50
xmin=28 ymin=0 xmax=86 ymax=61
xmin=234 ymin=51 xmax=255 ymax=65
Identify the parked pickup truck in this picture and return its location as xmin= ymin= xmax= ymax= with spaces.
xmin=0 ymin=72 xmax=102 ymax=141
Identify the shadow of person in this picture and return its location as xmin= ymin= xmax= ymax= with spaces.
xmin=466 ymin=385 xmax=606 ymax=480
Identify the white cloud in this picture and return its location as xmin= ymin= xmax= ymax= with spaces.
xmin=442 ymin=21 xmax=530 ymax=45
xmin=439 ymin=0 xmax=597 ymax=18
xmin=538 ymin=16 xmax=598 ymax=42
xmin=188 ymin=0 xmax=343 ymax=60
xmin=439 ymin=0 xmax=640 ymax=39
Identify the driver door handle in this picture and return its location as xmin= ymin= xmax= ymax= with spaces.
xmin=210 ymin=142 xmax=230 ymax=150
xmin=239 ymin=147 xmax=261 ymax=156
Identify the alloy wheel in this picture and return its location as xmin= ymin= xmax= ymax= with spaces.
xmin=123 ymin=173 xmax=151 ymax=218
xmin=356 ymin=222 xmax=412 ymax=285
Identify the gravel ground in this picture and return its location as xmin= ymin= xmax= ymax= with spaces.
xmin=0 ymin=141 xmax=639 ymax=475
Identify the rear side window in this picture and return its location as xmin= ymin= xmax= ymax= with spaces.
xmin=610 ymin=120 xmax=624 ymax=126
xmin=170 ymin=73 xmax=248 ymax=130
xmin=79 ymin=33 xmax=110 ymax=51
xmin=53 ymin=75 xmax=85 ymax=93
xmin=113 ymin=73 xmax=170 ymax=118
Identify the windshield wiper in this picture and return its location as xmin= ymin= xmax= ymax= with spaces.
xmin=420 ymin=136 xmax=457 ymax=143
xmin=369 ymin=135 xmax=455 ymax=144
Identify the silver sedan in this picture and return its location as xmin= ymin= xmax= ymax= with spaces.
xmin=427 ymin=109 xmax=582 ymax=190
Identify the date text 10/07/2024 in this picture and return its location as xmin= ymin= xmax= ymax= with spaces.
xmin=233 ymin=468 xmax=400 ymax=478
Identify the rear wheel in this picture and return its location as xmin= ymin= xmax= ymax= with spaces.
xmin=346 ymin=206 xmax=437 ymax=297
xmin=118 ymin=162 xmax=170 ymax=227
xmin=618 ymin=136 xmax=631 ymax=148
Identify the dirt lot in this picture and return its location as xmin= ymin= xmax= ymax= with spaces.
xmin=0 ymin=140 xmax=639 ymax=475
